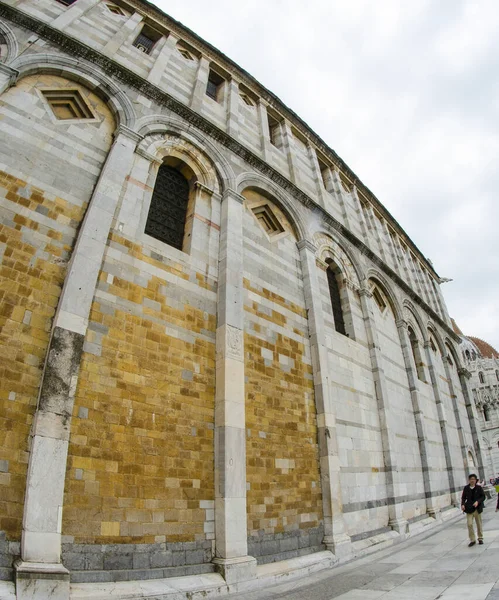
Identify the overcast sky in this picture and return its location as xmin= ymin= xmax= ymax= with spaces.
xmin=152 ymin=0 xmax=499 ymax=350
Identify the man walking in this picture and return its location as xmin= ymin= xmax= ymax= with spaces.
xmin=461 ymin=473 xmax=485 ymax=547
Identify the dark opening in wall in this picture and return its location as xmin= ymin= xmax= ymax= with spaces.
xmin=267 ymin=111 xmax=283 ymax=148
xmin=145 ymin=165 xmax=189 ymax=251
xmin=133 ymin=24 xmax=162 ymax=55
xmin=206 ymin=70 xmax=225 ymax=102
xmin=326 ymin=264 xmax=346 ymax=336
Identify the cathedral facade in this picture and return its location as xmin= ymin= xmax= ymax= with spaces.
xmin=0 ymin=1 xmax=489 ymax=598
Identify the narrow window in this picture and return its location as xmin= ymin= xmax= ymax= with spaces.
xmin=57 ymin=0 xmax=78 ymax=5
xmin=479 ymin=372 xmax=485 ymax=384
xmin=465 ymin=350 xmax=471 ymax=361
xmin=496 ymin=370 xmax=499 ymax=382
xmin=372 ymin=287 xmax=387 ymax=312
xmin=327 ymin=265 xmax=346 ymax=336
xmin=408 ymin=327 xmax=425 ymax=382
xmin=267 ymin=113 xmax=281 ymax=147
xmin=206 ymin=70 xmax=225 ymax=102
xmin=484 ymin=407 xmax=490 ymax=422
xmin=317 ymin=155 xmax=333 ymax=192
xmin=145 ymin=165 xmax=189 ymax=251
xmin=133 ymin=24 xmax=162 ymax=55
xmin=240 ymin=92 xmax=255 ymax=107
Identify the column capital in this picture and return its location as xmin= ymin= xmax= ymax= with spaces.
xmin=395 ymin=318 xmax=408 ymax=330
xmin=296 ymin=239 xmax=318 ymax=254
xmin=194 ymin=181 xmax=216 ymax=197
xmin=114 ymin=125 xmax=143 ymax=144
xmin=358 ymin=286 xmax=372 ymax=298
xmin=0 ymin=63 xmax=19 ymax=91
xmin=135 ymin=147 xmax=161 ymax=164
xmin=222 ymin=188 xmax=245 ymax=204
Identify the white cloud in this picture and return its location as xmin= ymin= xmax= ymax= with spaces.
xmin=152 ymin=0 xmax=499 ymax=350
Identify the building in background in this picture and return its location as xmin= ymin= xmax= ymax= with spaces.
xmin=0 ymin=1 xmax=490 ymax=598
xmin=453 ymin=322 xmax=499 ymax=482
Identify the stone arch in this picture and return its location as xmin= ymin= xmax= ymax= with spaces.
xmin=236 ymin=171 xmax=308 ymax=241
xmin=365 ymin=268 xmax=402 ymax=320
xmin=444 ymin=337 xmax=464 ymax=371
xmin=403 ymin=300 xmax=428 ymax=343
xmin=137 ymin=114 xmax=236 ymax=191
xmin=313 ymin=231 xmax=363 ymax=289
xmin=0 ymin=18 xmax=18 ymax=64
xmin=9 ymin=53 xmax=136 ymax=129
xmin=137 ymin=131 xmax=225 ymax=195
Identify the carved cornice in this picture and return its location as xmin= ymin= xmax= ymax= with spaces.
xmin=0 ymin=3 xmax=459 ymax=342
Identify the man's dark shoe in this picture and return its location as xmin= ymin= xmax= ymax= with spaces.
xmin=469 ymin=541 xmax=476 ymax=547
xmin=479 ymin=540 xmax=484 ymax=545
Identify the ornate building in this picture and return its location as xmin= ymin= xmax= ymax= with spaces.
xmin=453 ymin=324 xmax=499 ymax=482
xmin=0 ymin=1 xmax=489 ymax=598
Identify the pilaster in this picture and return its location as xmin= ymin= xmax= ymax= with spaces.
xmin=396 ymin=320 xmax=440 ymax=518
xmin=281 ymin=121 xmax=300 ymax=187
xmin=330 ymin=170 xmax=352 ymax=230
xmin=297 ymin=240 xmax=352 ymax=559
xmin=190 ymin=56 xmax=210 ymax=113
xmin=458 ymin=366 xmax=488 ymax=477
xmin=102 ymin=11 xmax=143 ymax=57
xmin=424 ymin=341 xmax=458 ymax=505
xmin=256 ymin=99 xmax=272 ymax=163
xmin=16 ymin=127 xmax=141 ymax=599
xmin=359 ymin=288 xmax=408 ymax=535
xmin=147 ymin=32 xmax=179 ymax=86
xmin=213 ymin=189 xmax=256 ymax=583
xmin=226 ymin=79 xmax=240 ymax=138
xmin=307 ymin=142 xmax=327 ymax=207
xmin=51 ymin=0 xmax=100 ymax=30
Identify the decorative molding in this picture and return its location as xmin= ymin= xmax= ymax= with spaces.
xmin=296 ymin=239 xmax=317 ymax=254
xmin=0 ymin=3 xmax=459 ymax=342
xmin=225 ymin=325 xmax=243 ymax=360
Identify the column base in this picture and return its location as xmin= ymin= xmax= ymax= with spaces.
xmin=389 ymin=518 xmax=409 ymax=536
xmin=212 ymin=555 xmax=257 ymax=584
xmin=427 ymin=508 xmax=441 ymax=521
xmin=323 ymin=533 xmax=352 ymax=560
xmin=15 ymin=560 xmax=69 ymax=600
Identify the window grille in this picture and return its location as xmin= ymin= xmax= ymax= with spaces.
xmin=133 ymin=25 xmax=162 ymax=55
xmin=145 ymin=166 xmax=189 ymax=251
xmin=206 ymin=70 xmax=225 ymax=102
xmin=327 ymin=267 xmax=346 ymax=336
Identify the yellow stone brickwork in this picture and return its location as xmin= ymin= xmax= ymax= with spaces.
xmin=63 ymin=233 xmax=216 ymax=544
xmin=0 ymin=170 xmax=86 ymax=540
xmin=242 ymin=195 xmax=323 ymax=539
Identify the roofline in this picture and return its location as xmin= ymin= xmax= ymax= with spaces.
xmin=129 ymin=0 xmax=440 ymax=279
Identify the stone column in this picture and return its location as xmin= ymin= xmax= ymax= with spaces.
xmin=351 ymin=187 xmax=369 ymax=239
xmin=458 ymin=367 xmax=488 ymax=477
xmin=147 ymin=32 xmax=179 ymax=86
xmin=307 ymin=142 xmax=327 ymax=207
xmin=0 ymin=63 xmax=18 ymax=95
xmin=51 ymin=0 xmax=100 ymax=29
xmin=102 ymin=11 xmax=143 ymax=57
xmin=190 ymin=56 xmax=210 ymax=112
xmin=330 ymin=170 xmax=352 ymax=230
xmin=281 ymin=120 xmax=300 ymax=187
xmin=397 ymin=320 xmax=440 ymax=518
xmin=424 ymin=341 xmax=458 ymax=505
xmin=297 ymin=240 xmax=351 ymax=559
xmin=226 ymin=79 xmax=240 ymax=138
xmin=359 ymin=288 xmax=408 ymax=535
xmin=212 ymin=189 xmax=256 ymax=584
xmin=256 ymin=99 xmax=272 ymax=163
xmin=15 ymin=126 xmax=141 ymax=600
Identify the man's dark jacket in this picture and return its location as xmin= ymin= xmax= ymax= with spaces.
xmin=461 ymin=484 xmax=485 ymax=514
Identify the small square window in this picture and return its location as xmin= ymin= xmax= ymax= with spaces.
xmin=252 ymin=205 xmax=284 ymax=237
xmin=133 ymin=24 xmax=162 ymax=55
xmin=178 ymin=47 xmax=194 ymax=61
xmin=106 ymin=4 xmax=125 ymax=16
xmin=42 ymin=89 xmax=94 ymax=120
xmin=206 ymin=70 xmax=225 ymax=102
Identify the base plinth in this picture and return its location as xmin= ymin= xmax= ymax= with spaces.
xmin=212 ymin=555 xmax=257 ymax=584
xmin=15 ymin=560 xmax=69 ymax=600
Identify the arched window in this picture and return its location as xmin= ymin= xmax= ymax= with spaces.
xmin=145 ymin=165 xmax=189 ymax=251
xmin=326 ymin=263 xmax=346 ymax=336
xmin=479 ymin=372 xmax=485 ymax=384
xmin=484 ymin=407 xmax=490 ymax=422
xmin=465 ymin=350 xmax=471 ymax=361
xmin=408 ymin=327 xmax=425 ymax=382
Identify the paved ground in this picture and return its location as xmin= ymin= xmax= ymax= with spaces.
xmin=228 ymin=505 xmax=499 ymax=600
